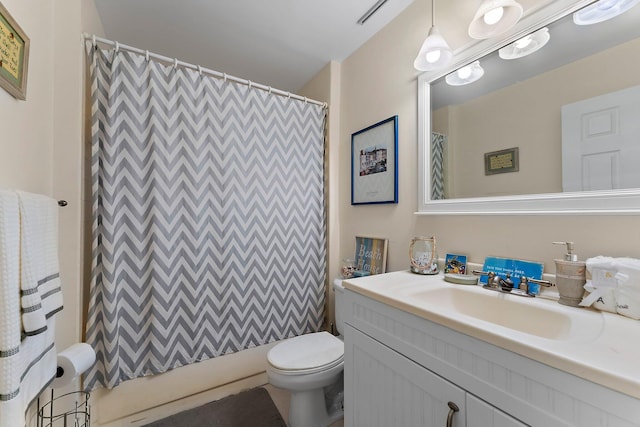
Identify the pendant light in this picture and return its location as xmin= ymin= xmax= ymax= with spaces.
xmin=445 ymin=61 xmax=484 ymax=86
xmin=573 ymin=0 xmax=640 ymax=25
xmin=468 ymin=0 xmax=523 ymax=40
xmin=498 ymin=27 xmax=550 ymax=60
xmin=414 ymin=0 xmax=453 ymax=71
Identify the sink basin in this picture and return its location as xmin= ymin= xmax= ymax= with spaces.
xmin=401 ymin=286 xmax=604 ymax=342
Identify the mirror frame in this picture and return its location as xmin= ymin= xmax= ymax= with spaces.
xmin=417 ymin=0 xmax=640 ymax=215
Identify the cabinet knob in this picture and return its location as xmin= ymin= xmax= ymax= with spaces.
xmin=446 ymin=401 xmax=459 ymax=427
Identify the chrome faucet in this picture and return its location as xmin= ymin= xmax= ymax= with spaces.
xmin=472 ymin=270 xmax=554 ymax=298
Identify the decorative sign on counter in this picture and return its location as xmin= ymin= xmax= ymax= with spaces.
xmin=354 ymin=236 xmax=388 ymax=276
xmin=481 ymin=256 xmax=544 ymax=294
xmin=0 ymin=2 xmax=29 ymax=100
xmin=484 ymin=147 xmax=519 ymax=175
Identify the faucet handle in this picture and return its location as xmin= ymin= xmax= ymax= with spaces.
xmin=500 ymin=273 xmax=514 ymax=292
xmin=518 ymin=276 xmax=554 ymax=296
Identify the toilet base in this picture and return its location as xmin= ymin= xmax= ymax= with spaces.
xmin=288 ymin=387 xmax=342 ymax=427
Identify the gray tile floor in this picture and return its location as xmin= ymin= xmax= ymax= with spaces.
xmin=264 ymin=384 xmax=344 ymax=427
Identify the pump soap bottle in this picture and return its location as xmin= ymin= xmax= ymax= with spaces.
xmin=553 ymin=241 xmax=586 ymax=307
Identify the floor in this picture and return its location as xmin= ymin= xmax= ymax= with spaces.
xmin=264 ymin=384 xmax=344 ymax=427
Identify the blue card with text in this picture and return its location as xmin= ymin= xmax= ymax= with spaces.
xmin=480 ymin=257 xmax=545 ymax=294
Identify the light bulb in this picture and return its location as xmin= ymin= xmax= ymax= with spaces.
xmin=597 ymin=0 xmax=619 ymax=10
xmin=426 ymin=50 xmax=441 ymax=64
xmin=514 ymin=35 xmax=532 ymax=49
xmin=483 ymin=7 xmax=504 ymax=25
xmin=457 ymin=66 xmax=472 ymax=79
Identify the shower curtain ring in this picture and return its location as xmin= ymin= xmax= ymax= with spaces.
xmin=145 ymin=50 xmax=150 ymax=61
xmin=92 ymin=34 xmax=96 ymax=47
xmin=248 ymin=80 xmax=252 ymax=89
xmin=173 ymin=58 xmax=178 ymax=69
xmin=197 ymin=65 xmax=202 ymax=75
xmin=115 ymin=41 xmax=119 ymax=52
xmin=223 ymin=73 xmax=227 ymax=82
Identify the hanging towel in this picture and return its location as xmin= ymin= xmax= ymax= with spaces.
xmin=17 ymin=191 xmax=63 ymax=335
xmin=0 ymin=190 xmax=61 ymax=427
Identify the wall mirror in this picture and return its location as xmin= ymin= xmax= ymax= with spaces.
xmin=417 ymin=0 xmax=640 ymax=214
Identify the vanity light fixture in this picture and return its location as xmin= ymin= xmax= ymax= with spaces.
xmin=413 ymin=0 xmax=453 ymax=71
xmin=498 ymin=27 xmax=550 ymax=60
xmin=573 ymin=0 xmax=640 ymax=25
xmin=468 ymin=0 xmax=524 ymax=39
xmin=445 ymin=61 xmax=485 ymax=86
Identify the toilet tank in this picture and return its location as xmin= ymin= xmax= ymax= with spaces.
xmin=333 ymin=279 xmax=346 ymax=335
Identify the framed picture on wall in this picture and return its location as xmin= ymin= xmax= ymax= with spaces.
xmin=0 ymin=2 xmax=30 ymax=100
xmin=351 ymin=116 xmax=398 ymax=205
xmin=353 ymin=236 xmax=388 ymax=276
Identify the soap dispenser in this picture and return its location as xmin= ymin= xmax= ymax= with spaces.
xmin=553 ymin=241 xmax=586 ymax=307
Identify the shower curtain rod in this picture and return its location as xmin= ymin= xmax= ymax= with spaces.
xmin=82 ymin=33 xmax=327 ymax=108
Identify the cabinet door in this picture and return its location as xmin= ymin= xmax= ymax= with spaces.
xmin=466 ymin=393 xmax=528 ymax=427
xmin=345 ymin=325 xmax=466 ymax=427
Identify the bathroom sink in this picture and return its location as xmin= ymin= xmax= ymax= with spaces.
xmin=401 ymin=286 xmax=604 ymax=342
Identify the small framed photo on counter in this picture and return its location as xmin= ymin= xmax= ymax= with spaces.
xmin=445 ymin=254 xmax=467 ymax=274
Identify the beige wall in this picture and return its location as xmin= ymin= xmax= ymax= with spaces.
xmin=3 ymin=0 xmax=639 ymax=424
xmin=299 ymin=61 xmax=342 ymax=330
xmin=338 ymin=0 xmax=640 ymax=277
xmin=435 ymin=37 xmax=640 ymax=199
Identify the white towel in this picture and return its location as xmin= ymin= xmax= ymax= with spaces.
xmin=0 ymin=190 xmax=61 ymax=427
xmin=17 ymin=191 xmax=64 ymax=334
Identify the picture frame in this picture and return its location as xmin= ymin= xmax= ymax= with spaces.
xmin=353 ymin=236 xmax=388 ymax=276
xmin=0 ymin=2 xmax=30 ymax=100
xmin=351 ymin=116 xmax=398 ymax=205
xmin=445 ymin=253 xmax=467 ymax=274
xmin=484 ymin=147 xmax=519 ymax=175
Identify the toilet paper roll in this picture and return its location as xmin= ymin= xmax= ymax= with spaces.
xmin=52 ymin=343 xmax=96 ymax=388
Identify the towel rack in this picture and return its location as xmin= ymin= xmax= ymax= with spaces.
xmin=57 ymin=200 xmax=67 ymax=207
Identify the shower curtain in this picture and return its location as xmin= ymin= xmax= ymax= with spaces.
xmin=431 ymin=132 xmax=447 ymax=200
xmin=84 ymin=45 xmax=327 ymax=390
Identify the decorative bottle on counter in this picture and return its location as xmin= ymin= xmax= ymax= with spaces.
xmin=410 ymin=236 xmax=439 ymax=275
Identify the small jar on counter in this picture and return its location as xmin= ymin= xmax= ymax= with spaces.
xmin=341 ymin=258 xmax=356 ymax=279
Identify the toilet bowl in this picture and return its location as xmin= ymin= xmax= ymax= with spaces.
xmin=266 ymin=279 xmax=346 ymax=427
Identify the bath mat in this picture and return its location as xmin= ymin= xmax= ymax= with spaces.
xmin=144 ymin=387 xmax=286 ymax=427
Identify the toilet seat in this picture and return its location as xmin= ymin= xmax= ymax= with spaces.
xmin=268 ymin=331 xmax=344 ymax=375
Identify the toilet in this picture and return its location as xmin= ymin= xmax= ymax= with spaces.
xmin=267 ymin=279 xmax=346 ymax=427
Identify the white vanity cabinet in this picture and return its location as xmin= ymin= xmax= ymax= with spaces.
xmin=346 ymin=324 xmax=525 ymax=426
xmin=343 ymin=287 xmax=640 ymax=427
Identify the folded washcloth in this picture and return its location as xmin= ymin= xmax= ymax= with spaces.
xmin=17 ymin=191 xmax=63 ymax=336
xmin=582 ymin=256 xmax=640 ymax=319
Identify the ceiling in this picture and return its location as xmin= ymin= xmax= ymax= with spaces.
xmin=93 ymin=0 xmax=415 ymax=93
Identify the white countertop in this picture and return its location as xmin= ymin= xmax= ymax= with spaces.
xmin=343 ymin=270 xmax=640 ymax=400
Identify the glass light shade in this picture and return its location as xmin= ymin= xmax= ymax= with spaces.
xmin=573 ymin=0 xmax=640 ymax=25
xmin=414 ymin=25 xmax=453 ymax=71
xmin=445 ymin=61 xmax=485 ymax=86
xmin=498 ymin=27 xmax=551 ymax=60
xmin=468 ymin=0 xmax=524 ymax=39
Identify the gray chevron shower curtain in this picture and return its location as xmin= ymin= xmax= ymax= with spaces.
xmin=431 ymin=132 xmax=447 ymax=200
xmin=84 ymin=45 xmax=327 ymax=390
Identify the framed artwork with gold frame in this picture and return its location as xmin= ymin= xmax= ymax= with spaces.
xmin=0 ymin=2 xmax=30 ymax=100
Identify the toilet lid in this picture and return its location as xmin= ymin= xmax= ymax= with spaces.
xmin=268 ymin=331 xmax=344 ymax=371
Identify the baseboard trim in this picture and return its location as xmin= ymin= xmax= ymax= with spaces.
xmin=98 ymin=372 xmax=269 ymax=427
